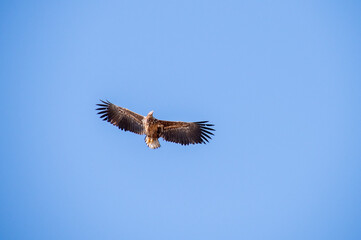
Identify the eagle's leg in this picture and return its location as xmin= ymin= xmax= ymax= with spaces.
xmin=145 ymin=136 xmax=161 ymax=149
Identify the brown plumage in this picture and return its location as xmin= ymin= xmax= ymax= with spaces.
xmin=96 ymin=100 xmax=215 ymax=149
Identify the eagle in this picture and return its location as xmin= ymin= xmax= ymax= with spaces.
xmin=96 ymin=100 xmax=215 ymax=149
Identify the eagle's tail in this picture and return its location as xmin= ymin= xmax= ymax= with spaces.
xmin=145 ymin=136 xmax=161 ymax=149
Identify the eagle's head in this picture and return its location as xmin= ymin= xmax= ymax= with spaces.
xmin=147 ymin=110 xmax=154 ymax=117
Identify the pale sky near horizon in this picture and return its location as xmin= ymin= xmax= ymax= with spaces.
xmin=1 ymin=1 xmax=361 ymax=239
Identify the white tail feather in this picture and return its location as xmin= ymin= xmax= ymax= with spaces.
xmin=145 ymin=137 xmax=161 ymax=149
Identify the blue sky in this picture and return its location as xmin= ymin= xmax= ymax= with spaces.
xmin=1 ymin=0 xmax=361 ymax=239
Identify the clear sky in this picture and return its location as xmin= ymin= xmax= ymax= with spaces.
xmin=1 ymin=0 xmax=361 ymax=239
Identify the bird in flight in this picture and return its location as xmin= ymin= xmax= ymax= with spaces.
xmin=96 ymin=100 xmax=215 ymax=149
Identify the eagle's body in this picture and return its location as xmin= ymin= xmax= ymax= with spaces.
xmin=96 ymin=100 xmax=215 ymax=149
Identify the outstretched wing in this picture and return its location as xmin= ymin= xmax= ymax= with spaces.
xmin=158 ymin=120 xmax=215 ymax=145
xmin=96 ymin=100 xmax=145 ymax=135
